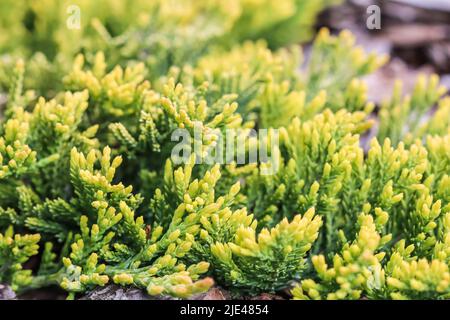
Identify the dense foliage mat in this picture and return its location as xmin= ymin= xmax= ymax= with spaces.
xmin=0 ymin=0 xmax=449 ymax=300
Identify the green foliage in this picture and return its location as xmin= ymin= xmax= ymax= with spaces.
xmin=177 ymin=40 xmax=301 ymax=124
xmin=0 ymin=227 xmax=40 ymax=291
xmin=378 ymin=75 xmax=448 ymax=145
xmin=0 ymin=0 xmax=338 ymax=95
xmin=292 ymin=212 xmax=450 ymax=300
xmin=0 ymin=0 xmax=338 ymax=57
xmin=301 ymin=29 xmax=387 ymax=106
xmin=0 ymin=1 xmax=448 ymax=301
xmin=203 ymin=208 xmax=322 ymax=293
xmin=289 ymin=132 xmax=450 ymax=300
xmin=228 ymin=0 xmax=341 ymax=48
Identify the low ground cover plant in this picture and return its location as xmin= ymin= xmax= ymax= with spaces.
xmin=0 ymin=0 xmax=448 ymax=300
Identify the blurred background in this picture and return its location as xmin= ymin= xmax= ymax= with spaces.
xmin=318 ymin=0 xmax=450 ymax=101
xmin=1 ymin=0 xmax=448 ymax=101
